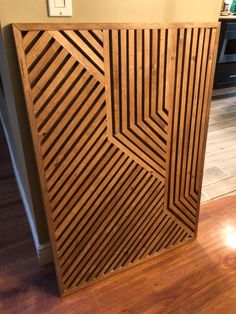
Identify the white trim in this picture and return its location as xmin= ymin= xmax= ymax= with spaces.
xmin=0 ymin=112 xmax=40 ymax=249
xmin=37 ymin=242 xmax=53 ymax=266
xmin=1 ymin=112 xmax=53 ymax=266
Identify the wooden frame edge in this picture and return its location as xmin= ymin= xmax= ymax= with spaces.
xmin=12 ymin=24 xmax=65 ymax=297
xmin=195 ymin=23 xmax=221 ymax=237
xmin=12 ymin=22 xmax=220 ymax=31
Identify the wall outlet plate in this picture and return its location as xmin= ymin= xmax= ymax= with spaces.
xmin=47 ymin=0 xmax=72 ymax=17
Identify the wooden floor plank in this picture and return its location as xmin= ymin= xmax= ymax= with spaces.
xmin=202 ymin=96 xmax=236 ymax=202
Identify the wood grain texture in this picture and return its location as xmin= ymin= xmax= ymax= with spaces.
xmin=12 ymin=23 xmax=220 ymax=296
xmin=14 ymin=22 xmax=219 ymax=30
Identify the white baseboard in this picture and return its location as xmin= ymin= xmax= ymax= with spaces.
xmin=0 ymin=112 xmax=38 ymax=246
xmin=1 ymin=115 xmax=53 ymax=266
xmin=37 ymin=242 xmax=53 ymax=266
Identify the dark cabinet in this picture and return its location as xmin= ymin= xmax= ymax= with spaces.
xmin=214 ymin=19 xmax=236 ymax=88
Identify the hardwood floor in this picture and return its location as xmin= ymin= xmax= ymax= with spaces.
xmin=202 ymin=95 xmax=236 ymax=202
xmin=1 ymin=122 xmax=236 ymax=313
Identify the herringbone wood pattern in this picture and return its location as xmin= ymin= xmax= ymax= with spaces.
xmin=13 ymin=23 xmax=219 ymax=296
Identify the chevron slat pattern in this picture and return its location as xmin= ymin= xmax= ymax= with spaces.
xmin=13 ymin=23 xmax=219 ymax=296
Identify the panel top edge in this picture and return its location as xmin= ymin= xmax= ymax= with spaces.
xmin=12 ymin=22 xmax=220 ymax=31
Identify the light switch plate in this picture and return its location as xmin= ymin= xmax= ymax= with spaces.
xmin=47 ymin=0 xmax=72 ymax=16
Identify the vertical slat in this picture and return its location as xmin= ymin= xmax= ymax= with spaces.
xmin=136 ymin=30 xmax=143 ymax=124
xmin=103 ymin=29 xmax=113 ymax=137
xmin=150 ymin=29 xmax=158 ymax=118
xmin=191 ymin=29 xmax=211 ymax=194
xmin=187 ymin=28 xmax=205 ymax=201
xmin=111 ymin=30 xmax=120 ymax=134
xmin=129 ymin=29 xmax=136 ymax=127
xmin=157 ymin=29 xmax=167 ymax=120
xmin=144 ymin=29 xmax=150 ymax=120
xmin=165 ymin=28 xmax=180 ymax=215
xmin=169 ymin=28 xmax=185 ymax=216
xmin=120 ymin=30 xmax=128 ymax=131
xmin=180 ymin=28 xmax=198 ymax=210
xmin=176 ymin=28 xmax=193 ymax=212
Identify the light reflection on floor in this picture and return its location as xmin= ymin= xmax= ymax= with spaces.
xmin=223 ymin=226 xmax=236 ymax=249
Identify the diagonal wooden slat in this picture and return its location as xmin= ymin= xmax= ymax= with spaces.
xmin=64 ymin=30 xmax=104 ymax=71
xmin=25 ymin=31 xmax=52 ymax=69
xmin=28 ymin=40 xmax=62 ymax=84
xmin=79 ymin=30 xmax=104 ymax=56
xmin=22 ymin=30 xmax=41 ymax=50
xmin=48 ymin=30 xmax=105 ymax=84
xmin=13 ymin=23 xmax=220 ymax=297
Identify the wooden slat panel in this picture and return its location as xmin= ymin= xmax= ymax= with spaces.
xmin=12 ymin=23 xmax=220 ymax=297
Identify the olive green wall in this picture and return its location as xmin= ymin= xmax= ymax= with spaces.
xmin=0 ymin=0 xmax=222 ymax=259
